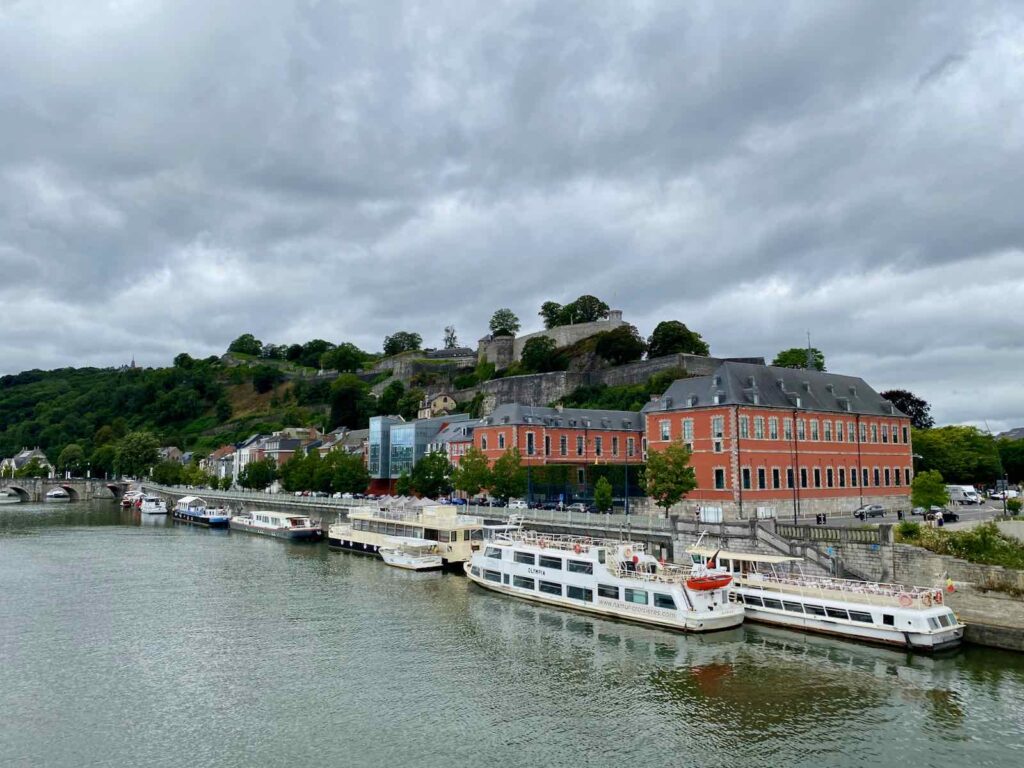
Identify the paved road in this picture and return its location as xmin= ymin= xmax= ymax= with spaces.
xmin=784 ymin=501 xmax=1008 ymax=529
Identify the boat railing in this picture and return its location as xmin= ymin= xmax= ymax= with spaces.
xmin=494 ymin=529 xmax=645 ymax=554
xmin=739 ymin=572 xmax=943 ymax=609
xmin=606 ymin=560 xmax=694 ymax=585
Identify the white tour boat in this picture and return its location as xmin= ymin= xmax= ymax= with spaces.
xmin=172 ymin=496 xmax=230 ymax=528
xmin=688 ymin=547 xmax=964 ymax=652
xmin=466 ymin=530 xmax=745 ymax=634
xmin=44 ymin=487 xmax=71 ymax=503
xmin=139 ymin=495 xmax=168 ymax=514
xmin=378 ymin=538 xmax=444 ymax=571
xmin=328 ymin=504 xmax=486 ymax=570
xmin=121 ymin=490 xmax=143 ymax=509
xmin=229 ymin=510 xmax=322 ymax=541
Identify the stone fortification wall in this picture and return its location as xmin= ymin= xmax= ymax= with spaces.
xmin=477 ymin=310 xmax=626 ymax=366
xmin=595 ymin=353 xmax=721 ymax=387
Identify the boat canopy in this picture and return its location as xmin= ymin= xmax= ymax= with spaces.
xmin=383 ymin=536 xmax=438 ymax=550
xmin=177 ymin=495 xmax=207 ymax=508
xmin=687 ymin=547 xmax=800 ymax=565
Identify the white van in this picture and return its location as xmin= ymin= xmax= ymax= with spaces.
xmin=946 ymin=485 xmax=980 ymax=505
xmin=507 ymin=499 xmax=528 ymax=510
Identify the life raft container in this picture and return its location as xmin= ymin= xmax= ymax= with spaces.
xmin=686 ymin=574 xmax=733 ymax=591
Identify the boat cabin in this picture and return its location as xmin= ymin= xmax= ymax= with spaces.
xmin=176 ymin=496 xmax=208 ymax=512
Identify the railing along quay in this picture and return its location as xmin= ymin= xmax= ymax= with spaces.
xmin=775 ymin=523 xmax=882 ymax=544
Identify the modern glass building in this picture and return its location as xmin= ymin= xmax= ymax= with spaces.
xmin=387 ymin=414 xmax=470 ymax=479
xmin=368 ymin=415 xmax=405 ymax=479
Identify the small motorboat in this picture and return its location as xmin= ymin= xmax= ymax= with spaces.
xmin=685 ymin=574 xmax=733 ymax=591
xmin=379 ymin=538 xmax=444 ymax=571
xmin=44 ymin=488 xmax=71 ymax=503
xmin=139 ymin=495 xmax=168 ymax=515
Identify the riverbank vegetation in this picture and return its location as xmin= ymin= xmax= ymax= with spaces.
xmin=894 ymin=521 xmax=1024 ymax=570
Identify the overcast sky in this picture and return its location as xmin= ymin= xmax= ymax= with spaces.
xmin=1 ymin=1 xmax=1023 ymax=430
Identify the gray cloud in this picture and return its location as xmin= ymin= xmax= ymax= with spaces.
xmin=1 ymin=0 xmax=1023 ymax=430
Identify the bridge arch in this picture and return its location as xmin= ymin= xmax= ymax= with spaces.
xmin=6 ymin=485 xmax=31 ymax=502
xmin=105 ymin=483 xmax=125 ymax=500
xmin=58 ymin=485 xmax=81 ymax=502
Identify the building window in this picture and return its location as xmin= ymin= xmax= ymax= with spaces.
xmin=813 ymin=468 xmax=821 ymax=488
xmin=881 ymin=425 xmax=888 ymax=443
xmin=659 ymin=420 xmax=671 ymax=441
xmin=860 ymin=423 xmax=868 ymax=443
xmin=874 ymin=467 xmax=881 ymax=486
xmin=769 ymin=417 xmax=779 ymax=440
xmin=891 ymin=425 xmax=899 ymax=444
xmin=713 ymin=439 xmax=723 ymax=453
xmin=810 ymin=420 xmax=819 ymax=441
xmin=835 ymin=421 xmax=843 ymax=442
xmin=712 ymin=416 xmax=724 ymax=438
xmin=870 ymin=424 xmax=878 ymax=443
xmin=772 ymin=468 xmax=781 ymax=489
xmin=800 ymin=468 xmax=808 ymax=488
xmin=682 ymin=419 xmax=694 ymax=442
xmin=481 ymin=435 xmax=488 ymax=450
xmin=576 ymin=436 xmax=584 ymax=457
xmin=884 ymin=468 xmax=891 ymax=486
xmin=577 ymin=468 xmax=585 ymax=485
xmin=544 ymin=435 xmax=551 ymax=456
xmin=823 ymin=420 xmax=832 ymax=441
xmin=902 ymin=426 xmax=909 ymax=444
xmin=714 ymin=468 xmax=726 ymax=489
xmin=839 ymin=468 xmax=846 ymax=488
xmin=754 ymin=417 xmax=765 ymax=440
xmin=742 ymin=468 xmax=751 ymax=490
xmin=627 ymin=437 xmax=635 ymax=457
xmin=526 ymin=432 xmax=535 ymax=456
xmin=904 ymin=468 xmax=911 ymax=485
xmin=826 ymin=468 xmax=834 ymax=488
xmin=797 ymin=420 xmax=806 ymax=440
xmin=787 ymin=468 xmax=794 ymax=489
xmin=559 ymin=435 xmax=567 ymax=456
xmin=739 ymin=416 xmax=749 ymax=439
xmin=594 ymin=437 xmax=603 ymax=457
xmin=893 ymin=468 xmax=901 ymax=486
xmin=784 ymin=418 xmax=793 ymax=441
xmin=611 ymin=436 xmax=619 ymax=456
xmin=848 ymin=422 xmax=855 ymax=443
xmin=498 ymin=433 xmax=506 ymax=450
xmin=860 ymin=467 xmax=868 ymax=487
xmin=757 ymin=467 xmax=766 ymax=489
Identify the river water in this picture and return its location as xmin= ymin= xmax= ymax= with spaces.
xmin=1 ymin=500 xmax=1022 ymax=768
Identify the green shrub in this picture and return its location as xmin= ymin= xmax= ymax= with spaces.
xmin=897 ymin=522 xmax=1024 ymax=569
xmin=1007 ymin=497 xmax=1022 ymax=515
xmin=895 ymin=520 xmax=921 ymax=539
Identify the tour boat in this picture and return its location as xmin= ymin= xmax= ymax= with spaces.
xmin=121 ymin=491 xmax=143 ymax=509
xmin=328 ymin=504 xmax=486 ymax=570
xmin=379 ymin=538 xmax=444 ymax=571
xmin=172 ymin=496 xmax=230 ymax=528
xmin=465 ymin=530 xmax=746 ymax=634
xmin=229 ymin=510 xmax=322 ymax=541
xmin=44 ymin=487 xmax=71 ymax=503
xmin=688 ymin=547 xmax=964 ymax=652
xmin=139 ymin=495 xmax=168 ymax=514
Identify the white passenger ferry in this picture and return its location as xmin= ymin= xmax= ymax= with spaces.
xmin=229 ymin=510 xmax=322 ymax=541
xmin=466 ymin=530 xmax=745 ymax=633
xmin=379 ymin=539 xmax=444 ymax=571
xmin=688 ymin=547 xmax=964 ymax=652
xmin=139 ymin=495 xmax=168 ymax=514
xmin=328 ymin=504 xmax=486 ymax=570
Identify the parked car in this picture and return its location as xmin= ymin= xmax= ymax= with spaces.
xmin=990 ymin=490 xmax=1020 ymax=500
xmin=910 ymin=506 xmax=927 ymax=516
xmin=853 ymin=504 xmax=885 ymax=520
xmin=926 ymin=507 xmax=959 ymax=523
xmin=566 ymin=502 xmax=589 ymax=513
xmin=507 ymin=499 xmax=528 ymax=510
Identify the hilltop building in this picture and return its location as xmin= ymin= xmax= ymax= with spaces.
xmin=477 ymin=309 xmax=626 ymax=368
xmin=0 ymin=447 xmax=55 ymax=478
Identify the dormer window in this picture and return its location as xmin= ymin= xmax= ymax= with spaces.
xmin=801 ymin=381 xmax=810 ymax=392
xmin=751 ymin=392 xmax=760 ymax=405
xmin=712 ymin=375 xmax=721 ymax=386
xmin=688 ymin=395 xmax=698 ymax=407
xmin=825 ymin=384 xmax=834 ymax=394
xmin=777 ymin=379 xmax=786 ymax=390
xmin=849 ymin=385 xmax=857 ymax=397
xmin=713 ymin=392 xmax=724 ymax=405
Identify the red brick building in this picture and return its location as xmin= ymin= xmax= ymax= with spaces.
xmin=642 ymin=362 xmax=913 ymax=520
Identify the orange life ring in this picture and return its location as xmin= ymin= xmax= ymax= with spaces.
xmin=934 ymin=591 xmax=943 ymax=605
xmin=573 ymin=543 xmax=581 ymax=555
xmin=898 ymin=593 xmax=912 ymax=607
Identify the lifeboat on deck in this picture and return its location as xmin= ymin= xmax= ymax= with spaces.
xmin=686 ymin=574 xmax=733 ymax=591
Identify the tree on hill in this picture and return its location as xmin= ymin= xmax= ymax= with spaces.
xmin=539 ymin=301 xmax=564 ymax=329
xmin=913 ymin=426 xmax=1002 ymax=484
xmin=998 ymin=439 xmax=1024 ymax=484
xmin=489 ymin=447 xmax=526 ymax=501
xmin=411 ymin=451 xmax=453 ymax=499
xmin=880 ymin=389 xmax=934 ymax=429
xmin=151 ymin=460 xmax=183 ymax=486
xmin=594 ymin=476 xmax=613 ymax=512
xmin=114 ymin=431 xmax=159 ymax=478
xmin=228 ymin=334 xmax=263 ymax=356
xmin=239 ymin=458 xmax=278 ymax=490
xmin=539 ymin=295 xmax=610 ymax=328
xmin=645 ymin=443 xmax=697 ymax=516
xmin=773 ymin=347 xmax=826 ymax=371
xmin=57 ymin=443 xmax=85 ymax=475
xmin=911 ymin=470 xmax=948 ymax=509
xmin=330 ymin=375 xmax=373 ymax=430
xmin=251 ymin=365 xmax=284 ymax=394
xmin=326 ymin=451 xmax=370 ymax=495
xmin=90 ymin=445 xmax=116 ymax=478
xmin=397 ymin=387 xmax=425 ymax=421
xmin=383 ymin=331 xmax=422 ymax=357
xmin=489 ymin=308 xmax=520 ymax=337
xmin=321 ymin=342 xmax=369 ymax=372
xmin=443 ymin=326 xmax=459 ymax=349
xmin=520 ymin=336 xmax=562 ymax=373
xmin=595 ymin=325 xmax=646 ymax=365
xmin=453 ymin=447 xmax=491 ymax=499
xmin=377 ymin=380 xmax=406 ymax=415
xmin=647 ymin=321 xmax=710 ymax=358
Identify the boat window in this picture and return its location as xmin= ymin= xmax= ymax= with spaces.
xmin=513 ymin=576 xmax=535 ymax=590
xmin=449 ymin=531 xmax=458 ymax=542
xmin=597 ymin=550 xmax=606 ymax=565
xmin=624 ymin=588 xmax=648 ymax=605
xmin=483 ymin=570 xmax=501 ymax=583
xmin=883 ymin=614 xmax=895 ymax=626
xmin=762 ymin=598 xmax=784 ymax=610
xmin=539 ymin=581 xmax=562 ymax=596
xmin=945 ymin=611 xmax=957 ymax=626
xmin=471 ymin=567 xmax=480 ymax=577
xmin=597 ymin=584 xmax=619 ymax=599
xmin=567 ymin=586 xmax=593 ymax=602
xmin=470 ymin=529 xmax=483 ymax=541
xmin=653 ymin=593 xmax=676 ymax=610
xmin=514 ymin=551 xmax=536 ymax=565
xmin=423 ymin=528 xmax=439 ymax=541
xmin=783 ymin=601 xmax=804 ymax=613
xmin=567 ymin=560 xmax=593 ymax=574
xmin=826 ymin=607 xmax=849 ymax=620
xmin=803 ymin=604 xmax=826 ymax=616
xmin=848 ymin=611 xmax=874 ymax=624
xmin=484 ymin=547 xmax=503 ymax=560
xmin=538 ymin=555 xmax=562 ymax=570
xmin=742 ymin=594 xmax=763 ymax=607
xmin=928 ymin=617 xmax=941 ymax=630
xmin=503 ymin=574 xmax=510 ymax=585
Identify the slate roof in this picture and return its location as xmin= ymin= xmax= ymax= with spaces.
xmin=998 ymin=427 xmax=1024 ymax=441
xmin=433 ymin=420 xmax=479 ymax=444
xmin=479 ymin=404 xmax=644 ymax=431
xmin=641 ymin=361 xmax=908 ymax=418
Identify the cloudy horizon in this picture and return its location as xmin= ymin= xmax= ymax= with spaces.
xmin=1 ymin=1 xmax=1022 ymax=431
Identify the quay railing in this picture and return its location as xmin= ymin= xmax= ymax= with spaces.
xmin=775 ymin=524 xmax=882 ymax=545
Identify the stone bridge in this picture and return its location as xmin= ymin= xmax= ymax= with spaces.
xmin=0 ymin=477 xmax=129 ymax=503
